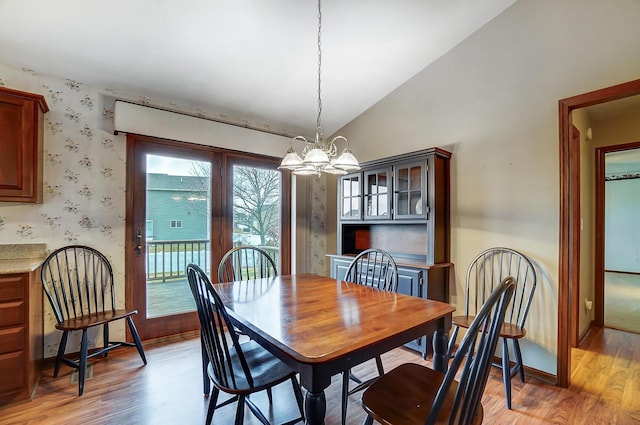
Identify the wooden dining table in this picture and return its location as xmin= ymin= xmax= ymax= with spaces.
xmin=214 ymin=273 xmax=455 ymax=425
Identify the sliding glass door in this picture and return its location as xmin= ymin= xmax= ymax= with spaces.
xmin=126 ymin=134 xmax=290 ymax=340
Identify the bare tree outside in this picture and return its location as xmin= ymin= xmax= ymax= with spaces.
xmin=187 ymin=162 xmax=280 ymax=247
xmin=232 ymin=166 xmax=281 ymax=246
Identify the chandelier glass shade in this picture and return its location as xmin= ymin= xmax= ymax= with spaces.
xmin=278 ymin=0 xmax=360 ymax=177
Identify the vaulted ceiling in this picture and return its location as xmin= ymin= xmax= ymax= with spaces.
xmin=0 ymin=0 xmax=518 ymax=138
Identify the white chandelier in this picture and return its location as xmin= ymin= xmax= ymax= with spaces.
xmin=278 ymin=0 xmax=360 ymax=176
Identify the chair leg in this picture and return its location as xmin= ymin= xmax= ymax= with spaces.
xmin=447 ymin=325 xmax=459 ymax=358
xmin=341 ymin=370 xmax=350 ymax=425
xmin=363 ymin=415 xmax=374 ymax=425
xmin=205 ymin=388 xmax=219 ymax=425
xmin=235 ymin=395 xmax=246 ymax=425
xmin=501 ymin=338 xmax=512 ymax=409
xmin=245 ymin=396 xmax=270 ymax=425
xmin=103 ymin=323 xmax=109 ymax=357
xmin=78 ymin=329 xmax=89 ymax=396
xmin=201 ymin=336 xmax=211 ymax=396
xmin=374 ymin=355 xmax=384 ymax=376
xmin=266 ymin=387 xmax=273 ymax=404
xmin=291 ymin=376 xmax=305 ymax=421
xmin=54 ymin=330 xmax=69 ymax=377
xmin=126 ymin=316 xmax=147 ymax=365
xmin=513 ymin=338 xmax=525 ymax=382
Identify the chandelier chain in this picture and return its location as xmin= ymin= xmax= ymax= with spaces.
xmin=316 ymin=0 xmax=322 ymax=133
xmin=278 ymin=0 xmax=360 ymax=176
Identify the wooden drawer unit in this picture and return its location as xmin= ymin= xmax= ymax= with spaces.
xmin=0 ymin=352 xmax=24 ymax=394
xmin=0 ymin=328 xmax=24 ymax=354
xmin=0 ymin=301 xmax=24 ymax=327
xmin=0 ymin=271 xmax=42 ymax=405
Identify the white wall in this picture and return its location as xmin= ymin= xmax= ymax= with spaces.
xmin=333 ymin=0 xmax=640 ymax=375
xmin=605 ymin=178 xmax=640 ymax=272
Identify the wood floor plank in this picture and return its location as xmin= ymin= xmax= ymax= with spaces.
xmin=0 ymin=327 xmax=638 ymax=424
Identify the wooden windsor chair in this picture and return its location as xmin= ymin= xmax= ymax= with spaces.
xmin=40 ymin=245 xmax=146 ymax=395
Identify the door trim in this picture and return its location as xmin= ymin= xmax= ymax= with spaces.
xmin=570 ymin=125 xmax=580 ymax=348
xmin=594 ymin=141 xmax=640 ymax=327
xmin=558 ymin=78 xmax=640 ymax=388
xmin=125 ymin=134 xmax=219 ymax=340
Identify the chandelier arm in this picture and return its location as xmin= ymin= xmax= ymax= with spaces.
xmin=330 ymin=135 xmax=349 ymax=150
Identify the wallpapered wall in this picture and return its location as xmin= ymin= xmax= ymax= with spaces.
xmin=0 ymin=61 xmax=327 ymax=357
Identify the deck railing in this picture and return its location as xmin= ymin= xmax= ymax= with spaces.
xmin=146 ymin=239 xmax=210 ymax=282
xmin=146 ymin=240 xmax=280 ymax=282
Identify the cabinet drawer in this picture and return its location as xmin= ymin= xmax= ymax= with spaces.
xmin=0 ymin=275 xmax=26 ymax=301
xmin=0 ymin=301 xmax=24 ymax=327
xmin=0 ymin=351 xmax=24 ymax=393
xmin=0 ymin=327 xmax=24 ymax=354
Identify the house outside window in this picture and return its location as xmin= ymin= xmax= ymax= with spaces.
xmin=170 ymin=219 xmax=183 ymax=229
xmin=146 ymin=219 xmax=154 ymax=240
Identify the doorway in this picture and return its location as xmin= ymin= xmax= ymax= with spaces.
xmin=596 ymin=143 xmax=640 ymax=334
xmin=125 ymin=134 xmax=291 ymax=340
xmin=558 ymin=78 xmax=640 ymax=387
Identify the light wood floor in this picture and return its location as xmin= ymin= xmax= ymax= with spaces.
xmin=605 ymin=271 xmax=640 ymax=334
xmin=1 ymin=327 xmax=639 ymax=425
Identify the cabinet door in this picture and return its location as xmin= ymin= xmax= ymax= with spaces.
xmin=330 ymin=257 xmax=352 ymax=280
xmin=394 ymin=160 xmax=427 ymax=220
xmin=396 ymin=266 xmax=425 ymax=354
xmin=338 ymin=173 xmax=362 ymax=220
xmin=364 ymin=167 xmax=391 ymax=220
xmin=0 ymin=89 xmax=46 ymax=203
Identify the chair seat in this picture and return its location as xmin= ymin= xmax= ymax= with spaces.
xmin=213 ymin=340 xmax=297 ymax=394
xmin=452 ymin=315 xmax=526 ymax=339
xmin=56 ymin=309 xmax=138 ymax=331
xmin=362 ymin=363 xmax=483 ymax=425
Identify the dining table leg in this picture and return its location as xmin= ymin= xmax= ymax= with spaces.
xmin=432 ymin=328 xmax=449 ymax=374
xmin=304 ymin=390 xmax=326 ymax=425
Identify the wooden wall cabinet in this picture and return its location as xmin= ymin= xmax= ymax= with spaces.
xmin=0 ymin=270 xmax=43 ymax=405
xmin=0 ymin=87 xmax=49 ymax=203
xmin=330 ymin=147 xmax=452 ymax=358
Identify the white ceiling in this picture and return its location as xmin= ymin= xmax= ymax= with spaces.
xmin=0 ymin=0 xmax=518 ymax=138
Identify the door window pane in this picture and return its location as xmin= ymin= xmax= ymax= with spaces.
xmin=145 ymin=154 xmax=211 ymax=318
xmin=232 ymin=165 xmax=281 ymax=272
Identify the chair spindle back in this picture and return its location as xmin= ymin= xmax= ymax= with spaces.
xmin=41 ymin=245 xmax=115 ymax=323
xmin=429 ymin=277 xmax=516 ymax=425
xmin=344 ymin=248 xmax=398 ymax=292
xmin=187 ymin=263 xmax=255 ymax=391
xmin=217 ymin=246 xmax=277 ymax=283
xmin=464 ymin=247 xmax=536 ymax=329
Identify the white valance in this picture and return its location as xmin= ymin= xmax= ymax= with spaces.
xmin=113 ymin=100 xmax=290 ymax=157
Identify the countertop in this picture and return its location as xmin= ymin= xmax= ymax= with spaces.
xmin=326 ymin=253 xmax=453 ymax=270
xmin=0 ymin=243 xmax=46 ymax=273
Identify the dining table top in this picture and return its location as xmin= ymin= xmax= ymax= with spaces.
xmin=213 ymin=272 xmax=456 ymax=365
